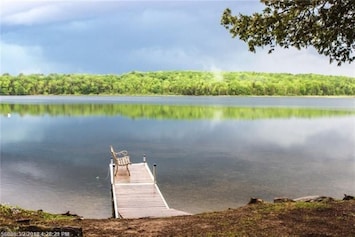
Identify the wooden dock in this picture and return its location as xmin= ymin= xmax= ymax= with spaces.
xmin=110 ymin=159 xmax=190 ymax=218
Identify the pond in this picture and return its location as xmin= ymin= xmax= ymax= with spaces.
xmin=1 ymin=96 xmax=354 ymax=218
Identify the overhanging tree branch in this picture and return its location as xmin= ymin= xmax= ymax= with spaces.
xmin=221 ymin=0 xmax=355 ymax=66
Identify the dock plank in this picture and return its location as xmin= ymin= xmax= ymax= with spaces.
xmin=110 ymin=161 xmax=190 ymax=218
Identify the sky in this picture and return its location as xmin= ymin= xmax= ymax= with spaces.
xmin=0 ymin=0 xmax=354 ymax=76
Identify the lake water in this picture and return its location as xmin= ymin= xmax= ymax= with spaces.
xmin=0 ymin=96 xmax=354 ymax=218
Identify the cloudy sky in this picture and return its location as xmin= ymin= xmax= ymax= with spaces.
xmin=0 ymin=0 xmax=354 ymax=76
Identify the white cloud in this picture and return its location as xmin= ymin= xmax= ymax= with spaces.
xmin=1 ymin=1 xmax=68 ymax=25
xmin=7 ymin=161 xmax=48 ymax=180
xmin=245 ymin=117 xmax=355 ymax=155
xmin=0 ymin=1 xmax=354 ymax=76
xmin=1 ymin=115 xmax=45 ymax=143
xmin=129 ymin=46 xmax=202 ymax=69
xmin=190 ymin=43 xmax=355 ymax=77
xmin=1 ymin=3 xmax=62 ymax=25
xmin=0 ymin=40 xmax=68 ymax=74
xmin=251 ymin=47 xmax=355 ymax=77
xmin=0 ymin=1 xmax=124 ymax=26
xmin=140 ymin=7 xmax=195 ymax=27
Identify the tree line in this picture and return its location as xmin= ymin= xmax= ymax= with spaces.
xmin=0 ymin=71 xmax=354 ymax=96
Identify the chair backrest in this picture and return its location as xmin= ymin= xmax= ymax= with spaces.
xmin=110 ymin=145 xmax=131 ymax=166
xmin=116 ymin=156 xmax=131 ymax=166
xmin=110 ymin=146 xmax=117 ymax=159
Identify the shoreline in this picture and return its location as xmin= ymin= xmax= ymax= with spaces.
xmin=1 ymin=195 xmax=354 ymax=237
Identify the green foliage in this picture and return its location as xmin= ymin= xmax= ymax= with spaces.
xmin=0 ymin=204 xmax=75 ymax=221
xmin=0 ymin=71 xmax=354 ymax=96
xmin=1 ymin=103 xmax=353 ymax=120
xmin=221 ymin=0 xmax=354 ymax=65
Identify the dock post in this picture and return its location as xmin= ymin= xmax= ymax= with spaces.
xmin=110 ymin=159 xmax=115 ymax=184
xmin=153 ymin=163 xmax=157 ymax=183
xmin=143 ymin=154 xmax=146 ymax=163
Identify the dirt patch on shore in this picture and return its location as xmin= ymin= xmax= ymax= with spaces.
xmin=1 ymin=200 xmax=354 ymax=236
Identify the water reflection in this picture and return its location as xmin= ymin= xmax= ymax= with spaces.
xmin=1 ymin=97 xmax=354 ymax=217
xmin=1 ymin=103 xmax=354 ymax=119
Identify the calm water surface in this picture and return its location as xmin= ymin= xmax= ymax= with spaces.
xmin=1 ymin=96 xmax=354 ymax=218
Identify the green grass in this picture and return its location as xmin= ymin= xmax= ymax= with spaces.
xmin=0 ymin=204 xmax=76 ymax=221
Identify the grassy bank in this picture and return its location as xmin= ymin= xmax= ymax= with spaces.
xmin=1 ymin=200 xmax=354 ymax=236
xmin=1 ymin=71 xmax=354 ymax=96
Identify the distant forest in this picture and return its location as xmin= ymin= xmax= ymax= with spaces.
xmin=0 ymin=71 xmax=354 ymax=96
